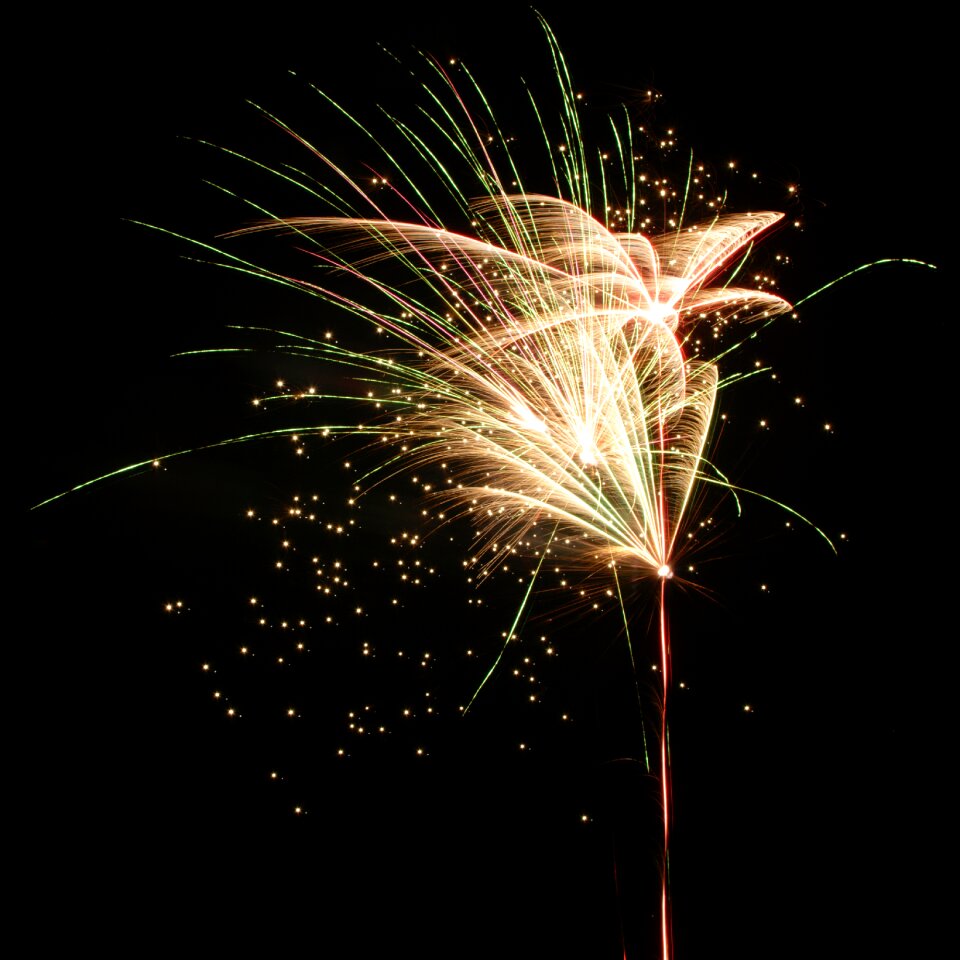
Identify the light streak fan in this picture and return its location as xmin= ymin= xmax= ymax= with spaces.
xmin=241 ymin=198 xmax=791 ymax=581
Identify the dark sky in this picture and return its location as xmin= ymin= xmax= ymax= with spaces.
xmin=32 ymin=8 xmax=945 ymax=957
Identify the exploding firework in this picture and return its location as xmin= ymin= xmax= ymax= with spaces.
xmin=102 ymin=20 xmax=799 ymax=956
xmin=52 ymin=18 xmax=791 ymax=958
xmin=207 ymin=38 xmax=804 ymax=949
xmin=34 ymin=12 xmax=942 ymax=960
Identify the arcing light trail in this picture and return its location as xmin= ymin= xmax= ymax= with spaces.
xmin=41 ymin=17 xmax=873 ymax=959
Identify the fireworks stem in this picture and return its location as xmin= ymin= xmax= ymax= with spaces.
xmin=660 ymin=577 xmax=673 ymax=960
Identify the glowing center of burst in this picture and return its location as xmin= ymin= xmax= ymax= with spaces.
xmin=657 ymin=564 xmax=673 ymax=579
xmin=577 ymin=426 xmax=597 ymax=465
xmin=644 ymin=302 xmax=679 ymax=330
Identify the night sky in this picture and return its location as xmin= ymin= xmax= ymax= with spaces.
xmin=32 ymin=8 xmax=946 ymax=957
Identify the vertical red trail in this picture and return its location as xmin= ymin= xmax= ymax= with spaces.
xmin=660 ymin=577 xmax=673 ymax=960
xmin=654 ymin=352 xmax=673 ymax=960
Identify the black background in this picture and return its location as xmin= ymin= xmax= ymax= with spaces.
xmin=30 ymin=6 xmax=946 ymax=957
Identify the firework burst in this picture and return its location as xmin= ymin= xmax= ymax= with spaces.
xmin=131 ymin=21 xmax=803 ymax=958
xmin=235 ymin=199 xmax=790 ymax=582
xmin=38 ymin=17 xmax=846 ymax=960
xmin=181 ymin=22 xmax=799 ymax=587
xmin=30 ymin=12 xmax=947 ymax=959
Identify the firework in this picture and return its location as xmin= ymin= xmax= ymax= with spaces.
xmin=182 ymin=26 xmax=796 ymax=582
xmin=31 ymin=10 xmax=949 ymax=956
xmin=71 ymin=24 xmax=770 ymax=959
xmin=41 ymin=18 xmax=831 ymax=959
xmin=142 ymin=22 xmax=803 ymax=958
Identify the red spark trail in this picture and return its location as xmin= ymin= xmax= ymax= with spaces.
xmin=660 ymin=576 xmax=672 ymax=960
